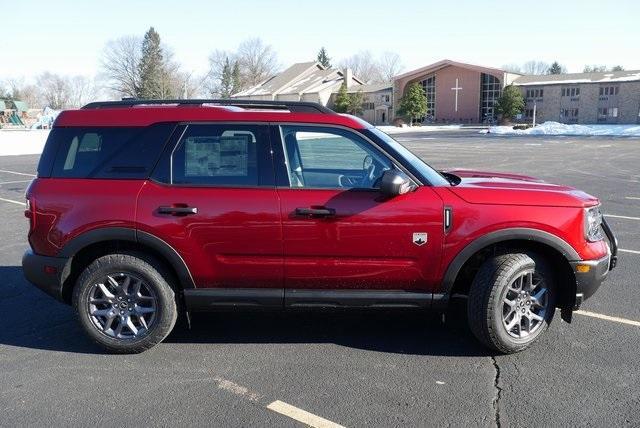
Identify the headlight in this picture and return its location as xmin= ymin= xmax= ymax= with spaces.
xmin=584 ymin=205 xmax=604 ymax=242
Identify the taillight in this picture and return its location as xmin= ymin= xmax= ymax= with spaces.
xmin=25 ymin=197 xmax=35 ymax=232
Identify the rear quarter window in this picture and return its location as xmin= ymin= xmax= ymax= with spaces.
xmin=45 ymin=123 xmax=176 ymax=179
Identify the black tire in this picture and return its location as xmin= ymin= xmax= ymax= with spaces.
xmin=467 ymin=253 xmax=556 ymax=354
xmin=72 ymin=252 xmax=178 ymax=354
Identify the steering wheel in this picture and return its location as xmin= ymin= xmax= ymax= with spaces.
xmin=361 ymin=155 xmax=377 ymax=187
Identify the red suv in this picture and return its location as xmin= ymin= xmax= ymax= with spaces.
xmin=22 ymin=99 xmax=617 ymax=354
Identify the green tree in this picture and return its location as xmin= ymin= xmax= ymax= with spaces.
xmin=495 ymin=85 xmax=525 ymax=122
xmin=220 ymin=57 xmax=234 ymax=98
xmin=347 ymin=90 xmax=365 ymax=115
xmin=231 ymin=61 xmax=241 ymax=94
xmin=611 ymin=65 xmax=624 ymax=71
xmin=398 ymin=83 xmax=427 ymax=125
xmin=548 ymin=61 xmax=565 ymax=75
xmin=317 ymin=47 xmax=331 ymax=68
xmin=138 ymin=27 xmax=165 ymax=99
xmin=334 ymin=83 xmax=350 ymax=113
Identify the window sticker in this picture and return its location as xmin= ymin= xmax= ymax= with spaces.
xmin=185 ymin=136 xmax=249 ymax=177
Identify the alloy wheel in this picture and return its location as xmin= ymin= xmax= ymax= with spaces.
xmin=87 ymin=273 xmax=158 ymax=339
xmin=501 ymin=270 xmax=549 ymax=339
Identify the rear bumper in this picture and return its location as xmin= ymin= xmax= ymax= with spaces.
xmin=22 ymin=250 xmax=68 ymax=302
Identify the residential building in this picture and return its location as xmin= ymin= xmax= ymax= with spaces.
xmin=339 ymin=83 xmax=393 ymax=125
xmin=232 ymin=62 xmax=393 ymax=125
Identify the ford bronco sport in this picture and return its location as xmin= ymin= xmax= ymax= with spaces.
xmin=22 ymin=99 xmax=617 ymax=354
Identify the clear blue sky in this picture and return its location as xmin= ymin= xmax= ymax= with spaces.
xmin=2 ymin=0 xmax=639 ymax=80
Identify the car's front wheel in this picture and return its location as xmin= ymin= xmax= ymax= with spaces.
xmin=72 ymin=252 xmax=178 ymax=353
xmin=467 ymin=253 xmax=556 ymax=353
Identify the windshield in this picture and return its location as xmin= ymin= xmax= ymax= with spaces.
xmin=368 ymin=128 xmax=450 ymax=186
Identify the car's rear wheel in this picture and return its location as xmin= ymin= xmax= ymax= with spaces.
xmin=73 ymin=252 xmax=178 ymax=353
xmin=467 ymin=253 xmax=556 ymax=353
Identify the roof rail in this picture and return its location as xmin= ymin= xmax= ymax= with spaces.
xmin=81 ymin=99 xmax=335 ymax=114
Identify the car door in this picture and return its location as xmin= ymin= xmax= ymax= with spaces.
xmin=273 ymin=124 xmax=444 ymax=294
xmin=136 ymin=123 xmax=283 ymax=291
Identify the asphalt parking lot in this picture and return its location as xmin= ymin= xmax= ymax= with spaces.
xmin=1 ymin=130 xmax=639 ymax=427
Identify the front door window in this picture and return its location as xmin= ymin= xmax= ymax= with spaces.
xmin=280 ymin=125 xmax=392 ymax=190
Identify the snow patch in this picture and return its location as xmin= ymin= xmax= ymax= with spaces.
xmin=483 ymin=122 xmax=640 ymax=136
xmin=0 ymin=130 xmax=50 ymax=156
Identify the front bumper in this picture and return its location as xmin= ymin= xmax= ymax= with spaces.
xmin=22 ymin=250 xmax=68 ymax=302
xmin=570 ymin=254 xmax=611 ymax=309
xmin=569 ymin=217 xmax=618 ymax=309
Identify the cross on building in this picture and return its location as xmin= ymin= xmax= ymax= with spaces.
xmin=451 ymin=78 xmax=462 ymax=112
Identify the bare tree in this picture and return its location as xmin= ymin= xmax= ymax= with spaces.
xmin=100 ymin=35 xmax=142 ymax=97
xmin=378 ymin=52 xmax=404 ymax=82
xmin=205 ymin=38 xmax=279 ymax=95
xmin=205 ymin=49 xmax=231 ymax=96
xmin=339 ymin=51 xmax=383 ymax=84
xmin=236 ymin=38 xmax=279 ymax=88
xmin=67 ymin=75 xmax=97 ymax=107
xmin=522 ymin=61 xmax=550 ymax=75
xmin=502 ymin=63 xmax=522 ymax=74
xmin=37 ymin=72 xmax=72 ymax=109
xmin=2 ymin=78 xmax=41 ymax=107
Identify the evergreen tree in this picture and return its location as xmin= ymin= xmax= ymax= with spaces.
xmin=231 ymin=61 xmax=241 ymax=94
xmin=347 ymin=91 xmax=365 ymax=115
xmin=495 ymin=85 xmax=525 ymax=122
xmin=398 ymin=83 xmax=427 ymax=125
xmin=334 ymin=83 xmax=350 ymax=113
xmin=317 ymin=47 xmax=331 ymax=68
xmin=220 ymin=57 xmax=233 ymax=98
xmin=611 ymin=65 xmax=624 ymax=71
xmin=548 ymin=61 xmax=564 ymax=75
xmin=138 ymin=27 xmax=165 ymax=99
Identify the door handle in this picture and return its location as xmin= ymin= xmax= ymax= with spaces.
xmin=295 ymin=207 xmax=335 ymax=217
xmin=158 ymin=206 xmax=198 ymax=216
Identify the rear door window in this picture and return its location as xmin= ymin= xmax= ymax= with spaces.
xmin=47 ymin=123 xmax=176 ymax=178
xmin=153 ymin=124 xmax=274 ymax=187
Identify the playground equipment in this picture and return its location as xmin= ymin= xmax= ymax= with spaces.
xmin=0 ymin=99 xmax=28 ymax=128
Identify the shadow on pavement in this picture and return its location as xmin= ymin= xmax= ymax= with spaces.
xmin=0 ymin=265 xmax=489 ymax=357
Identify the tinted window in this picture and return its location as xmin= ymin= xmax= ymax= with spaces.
xmin=169 ymin=124 xmax=269 ymax=186
xmin=280 ymin=125 xmax=392 ymax=189
xmin=49 ymin=124 xmax=175 ymax=178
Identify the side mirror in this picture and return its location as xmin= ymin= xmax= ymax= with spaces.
xmin=380 ymin=169 xmax=414 ymax=197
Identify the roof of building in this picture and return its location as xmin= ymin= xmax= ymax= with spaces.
xmin=346 ymin=82 xmax=392 ymax=93
xmin=394 ymin=59 xmax=519 ymax=81
xmin=233 ymin=61 xmax=366 ymax=98
xmin=513 ymin=70 xmax=640 ymax=86
xmin=234 ymin=61 xmax=321 ymax=97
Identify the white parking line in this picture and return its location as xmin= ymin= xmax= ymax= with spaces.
xmin=267 ymin=401 xmax=345 ymax=428
xmin=619 ymin=248 xmax=640 ymax=255
xmin=0 ymin=169 xmax=36 ymax=177
xmin=575 ymin=310 xmax=640 ymax=327
xmin=0 ymin=179 xmax=32 ymax=185
xmin=625 ymin=197 xmax=640 ymax=200
xmin=0 ymin=197 xmax=26 ymax=206
xmin=605 ymin=214 xmax=640 ymax=221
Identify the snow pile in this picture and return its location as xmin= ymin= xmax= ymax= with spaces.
xmin=484 ymin=121 xmax=640 ymax=136
xmin=0 ymin=130 xmax=50 ymax=156
xmin=377 ymin=125 xmax=463 ymax=134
